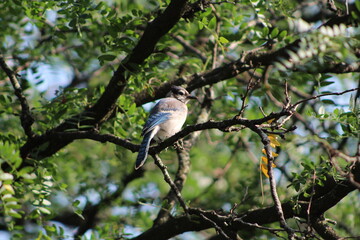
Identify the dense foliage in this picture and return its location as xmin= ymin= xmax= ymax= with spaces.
xmin=0 ymin=0 xmax=359 ymax=239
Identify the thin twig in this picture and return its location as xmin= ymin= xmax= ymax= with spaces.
xmin=210 ymin=0 xmax=238 ymax=4
xmin=237 ymin=70 xmax=258 ymax=117
xmin=306 ymin=170 xmax=316 ymax=233
xmin=188 ymin=207 xmax=241 ymax=240
xmin=284 ymin=80 xmax=291 ymax=107
xmin=199 ymin=213 xmax=232 ymax=240
xmin=235 ymin=217 xmax=300 ymax=240
xmin=262 ymin=126 xmax=297 ymax=136
xmin=152 ymin=154 xmax=189 ymax=214
xmin=170 ymin=34 xmax=207 ymax=63
xmin=291 ymin=88 xmax=359 ymax=109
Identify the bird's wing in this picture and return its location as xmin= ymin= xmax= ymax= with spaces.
xmin=141 ymin=111 xmax=171 ymax=136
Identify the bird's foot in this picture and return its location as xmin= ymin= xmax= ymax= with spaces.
xmin=173 ymin=139 xmax=184 ymax=150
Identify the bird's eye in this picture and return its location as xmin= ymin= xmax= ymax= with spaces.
xmin=178 ymin=91 xmax=185 ymax=95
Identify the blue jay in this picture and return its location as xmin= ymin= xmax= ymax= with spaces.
xmin=135 ymin=86 xmax=197 ymax=169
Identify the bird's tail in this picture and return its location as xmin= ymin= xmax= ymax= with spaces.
xmin=135 ymin=133 xmax=152 ymax=169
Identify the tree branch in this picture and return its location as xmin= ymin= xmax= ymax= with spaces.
xmin=17 ymin=8 xmax=358 ymax=171
xmin=311 ymin=216 xmax=343 ymax=240
xmin=132 ymin=14 xmax=356 ymax=107
xmin=17 ymin=86 xmax=357 ymax=173
xmin=292 ymin=88 xmax=359 ymax=109
xmin=131 ymin=167 xmax=358 ymax=240
xmin=0 ymin=55 xmax=35 ymax=138
xmin=171 ymin=34 xmax=207 ymax=63
xmin=249 ymin=126 xmax=295 ymax=239
xmin=19 ymin=0 xmax=189 ymax=160
xmin=152 ymin=154 xmax=189 ymax=214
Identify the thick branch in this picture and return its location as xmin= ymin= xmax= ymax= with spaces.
xmin=131 ymin=169 xmax=358 ymax=240
xmin=18 ymin=104 xmax=291 ymax=167
xmin=18 ymin=11 xmax=358 ymax=162
xmin=311 ymin=217 xmax=343 ymax=240
xmin=132 ymin=15 xmax=356 ymax=107
xmin=20 ymin=0 xmax=189 ymax=160
xmin=18 ymin=87 xmax=357 ymax=171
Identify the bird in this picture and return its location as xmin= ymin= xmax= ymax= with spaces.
xmin=135 ymin=86 xmax=197 ymax=169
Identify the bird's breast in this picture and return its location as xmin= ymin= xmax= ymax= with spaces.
xmin=153 ymin=113 xmax=187 ymax=142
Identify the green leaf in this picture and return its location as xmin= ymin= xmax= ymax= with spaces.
xmin=209 ymin=16 xmax=216 ymax=29
xmin=270 ymin=28 xmax=279 ymax=38
xmin=98 ymin=54 xmax=116 ymax=62
xmin=44 ymin=225 xmax=57 ymax=233
xmin=75 ymin=209 xmax=85 ymax=220
xmin=321 ymin=99 xmax=335 ymax=105
xmin=128 ymin=103 xmax=137 ymax=115
xmin=0 ymin=95 xmax=7 ymax=103
xmin=219 ymin=36 xmax=229 ymax=44
xmin=5 ymin=202 xmax=22 ymax=209
xmin=72 ymin=200 xmax=81 ymax=207
xmin=293 ymin=182 xmax=300 ymax=192
xmin=198 ymin=21 xmax=204 ymax=30
xmin=262 ymin=27 xmax=269 ymax=36
xmin=8 ymin=210 xmax=22 ymax=219
xmin=3 ymin=196 xmax=18 ymax=202
xmin=356 ymin=0 xmax=360 ymax=12
xmin=320 ymin=81 xmax=334 ymax=87
xmin=94 ymin=2 xmax=104 ymax=10
xmin=278 ymin=30 xmax=287 ymax=40
xmin=303 ymin=192 xmax=311 ymax=198
xmin=17 ymin=167 xmax=34 ymax=177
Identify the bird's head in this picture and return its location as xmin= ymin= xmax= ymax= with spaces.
xmin=167 ymin=86 xmax=198 ymax=103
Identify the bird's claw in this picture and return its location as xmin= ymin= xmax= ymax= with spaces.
xmin=173 ymin=139 xmax=184 ymax=150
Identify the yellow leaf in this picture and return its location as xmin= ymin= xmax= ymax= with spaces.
xmin=272 ymin=152 xmax=279 ymax=157
xmin=268 ymin=134 xmax=278 ymax=140
xmin=268 ymin=135 xmax=281 ymax=147
xmin=261 ymin=149 xmax=279 ymax=157
xmin=260 ymin=164 xmax=269 ymax=178
xmin=261 ymin=156 xmax=276 ymax=167
xmin=267 ymin=118 xmax=275 ymax=123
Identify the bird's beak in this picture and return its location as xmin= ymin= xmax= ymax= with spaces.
xmin=187 ymin=95 xmax=198 ymax=101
